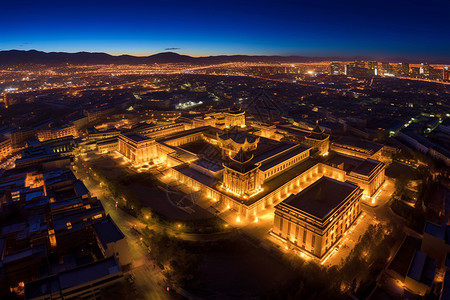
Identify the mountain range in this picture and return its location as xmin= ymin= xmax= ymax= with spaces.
xmin=0 ymin=50 xmax=443 ymax=66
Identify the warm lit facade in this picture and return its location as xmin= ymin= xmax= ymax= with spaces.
xmin=0 ymin=136 xmax=12 ymax=161
xmin=191 ymin=105 xmax=246 ymax=130
xmin=36 ymin=125 xmax=78 ymax=142
xmin=113 ymin=108 xmax=384 ymax=221
xmin=330 ymin=138 xmax=384 ymax=161
xmin=303 ymin=121 xmax=330 ymax=156
xmin=272 ymin=177 xmax=362 ymax=258
xmin=323 ymin=153 xmax=385 ymax=197
xmin=223 ymin=105 xmax=246 ymax=128
xmin=222 ymin=149 xmax=262 ymax=198
xmin=118 ymin=133 xmax=157 ymax=163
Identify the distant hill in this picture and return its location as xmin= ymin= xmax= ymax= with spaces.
xmin=0 ymin=49 xmax=444 ymax=66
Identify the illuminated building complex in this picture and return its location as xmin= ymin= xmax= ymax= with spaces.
xmin=114 ymin=107 xmax=385 ymax=226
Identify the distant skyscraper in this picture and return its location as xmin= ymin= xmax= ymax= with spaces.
xmin=354 ymin=60 xmax=365 ymax=68
xmin=444 ymin=67 xmax=450 ymax=82
xmin=329 ymin=61 xmax=340 ymax=75
xmin=381 ymin=62 xmax=393 ymax=76
xmin=367 ymin=61 xmax=378 ymax=76
xmin=420 ymin=62 xmax=431 ymax=77
xmin=367 ymin=61 xmax=378 ymax=69
xmin=396 ymin=63 xmax=409 ymax=76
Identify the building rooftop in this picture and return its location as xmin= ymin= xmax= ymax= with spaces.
xmin=121 ymin=132 xmax=151 ymax=143
xmin=194 ymin=158 xmax=223 ymax=172
xmin=388 ymin=235 xmax=422 ymax=278
xmin=407 ymin=250 xmax=436 ymax=287
xmin=307 ymin=121 xmax=328 ymax=140
xmin=351 ymin=158 xmax=383 ymax=176
xmin=253 ymin=141 xmax=298 ymax=163
xmin=92 ymin=215 xmax=125 ymax=248
xmin=332 ymin=137 xmax=383 ymax=154
xmin=58 ymin=256 xmax=121 ymax=289
xmin=281 ymin=177 xmax=359 ymax=220
xmin=173 ymin=164 xmax=218 ymax=187
xmin=158 ymin=126 xmax=216 ymax=144
xmin=325 ymin=152 xmax=383 ymax=177
xmin=259 ymin=144 xmax=310 ymax=171
xmin=25 ymin=256 xmax=121 ymax=299
xmin=442 ymin=272 xmax=450 ymax=300
xmin=423 ymin=221 xmax=445 ymax=240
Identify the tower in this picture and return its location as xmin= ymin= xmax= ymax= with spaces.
xmin=303 ymin=121 xmax=330 ymax=156
xmin=222 ymin=148 xmax=262 ymax=199
xmin=223 ymin=103 xmax=246 ymax=128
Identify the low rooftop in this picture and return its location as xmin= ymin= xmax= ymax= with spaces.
xmin=121 ymin=132 xmax=151 ymax=143
xmin=92 ymin=215 xmax=125 ymax=248
xmin=280 ymin=177 xmax=359 ymax=220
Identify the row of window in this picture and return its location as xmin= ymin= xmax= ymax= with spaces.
xmin=265 ymin=152 xmax=308 ymax=179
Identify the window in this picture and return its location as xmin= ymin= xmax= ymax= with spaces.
xmin=311 ymin=235 xmax=315 ymax=250
xmin=303 ymin=229 xmax=307 ymax=243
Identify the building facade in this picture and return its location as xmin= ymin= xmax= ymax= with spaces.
xmin=272 ymin=177 xmax=362 ymax=258
xmin=118 ymin=133 xmax=157 ymax=164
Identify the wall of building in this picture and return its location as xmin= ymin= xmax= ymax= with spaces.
xmin=272 ymin=187 xmax=362 ymax=258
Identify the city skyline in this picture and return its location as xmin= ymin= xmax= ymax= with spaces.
xmin=2 ymin=0 xmax=450 ymax=60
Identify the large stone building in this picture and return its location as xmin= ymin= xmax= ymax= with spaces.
xmin=111 ymin=108 xmax=385 ymax=230
xmin=118 ymin=132 xmax=157 ymax=163
xmin=272 ymin=177 xmax=362 ymax=258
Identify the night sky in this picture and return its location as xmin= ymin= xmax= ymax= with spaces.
xmin=2 ymin=0 xmax=449 ymax=60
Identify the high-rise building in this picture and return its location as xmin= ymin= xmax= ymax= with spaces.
xmin=381 ymin=62 xmax=393 ymax=76
xmin=329 ymin=61 xmax=340 ymax=75
xmin=420 ymin=62 xmax=431 ymax=77
xmin=367 ymin=61 xmax=378 ymax=70
xmin=345 ymin=61 xmax=371 ymax=77
xmin=354 ymin=60 xmax=365 ymax=68
xmin=396 ymin=63 xmax=410 ymax=76
xmin=367 ymin=61 xmax=379 ymax=76
xmin=444 ymin=67 xmax=450 ymax=82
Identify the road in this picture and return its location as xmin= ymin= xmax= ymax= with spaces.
xmin=72 ymin=165 xmax=172 ymax=300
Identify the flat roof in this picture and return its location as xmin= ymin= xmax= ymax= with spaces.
xmin=121 ymin=132 xmax=151 ymax=142
xmin=325 ymin=152 xmax=382 ymax=176
xmin=174 ymin=164 xmax=218 ymax=187
xmin=73 ymin=180 xmax=89 ymax=197
xmin=442 ymin=272 xmax=450 ymax=300
xmin=194 ymin=158 xmax=223 ymax=172
xmin=158 ymin=126 xmax=213 ymax=143
xmin=25 ymin=256 xmax=121 ymax=299
xmin=332 ymin=137 xmax=383 ymax=153
xmin=407 ymin=250 xmax=436 ymax=287
xmin=281 ymin=177 xmax=358 ymax=220
xmin=423 ymin=221 xmax=445 ymax=239
xmin=351 ymin=158 xmax=383 ymax=176
xmin=25 ymin=190 xmax=45 ymax=201
xmin=388 ymin=235 xmax=422 ymax=278
xmin=259 ymin=144 xmax=310 ymax=171
xmin=92 ymin=216 xmax=125 ymax=248
xmin=58 ymin=256 xmax=121 ymax=290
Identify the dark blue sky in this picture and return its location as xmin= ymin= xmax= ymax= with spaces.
xmin=1 ymin=0 xmax=449 ymax=60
